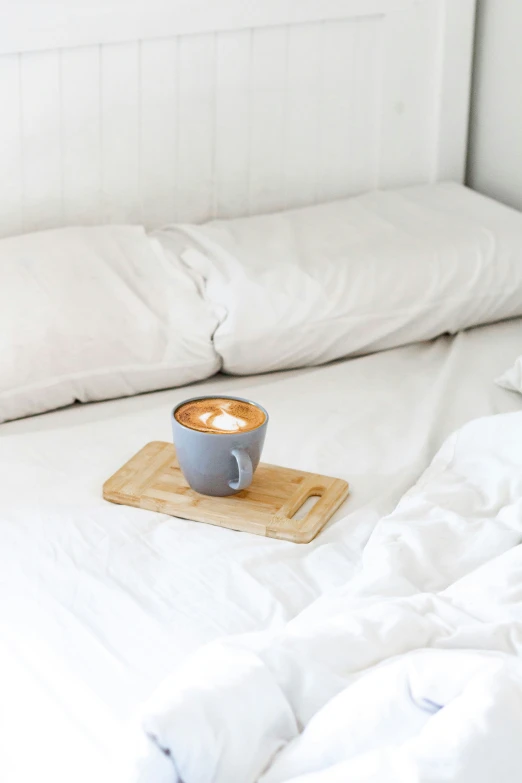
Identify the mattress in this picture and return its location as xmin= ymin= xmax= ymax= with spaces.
xmin=1 ymin=318 xmax=522 ymax=782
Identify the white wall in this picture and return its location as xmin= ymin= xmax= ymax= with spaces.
xmin=0 ymin=0 xmax=475 ymax=238
xmin=468 ymin=1 xmax=522 ymax=211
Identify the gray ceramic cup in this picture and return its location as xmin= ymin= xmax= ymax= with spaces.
xmin=171 ymin=395 xmax=269 ymax=496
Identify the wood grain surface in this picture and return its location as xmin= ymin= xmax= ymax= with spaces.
xmin=103 ymin=441 xmax=349 ymax=543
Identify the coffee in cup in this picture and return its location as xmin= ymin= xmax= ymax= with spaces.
xmin=174 ymin=397 xmax=266 ymax=435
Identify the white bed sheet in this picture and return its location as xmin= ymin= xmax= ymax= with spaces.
xmin=1 ymin=319 xmax=522 ymax=782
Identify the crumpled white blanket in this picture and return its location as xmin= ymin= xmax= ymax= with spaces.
xmin=124 ymin=411 xmax=522 ymax=783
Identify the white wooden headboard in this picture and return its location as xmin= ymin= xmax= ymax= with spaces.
xmin=0 ymin=0 xmax=476 ymax=238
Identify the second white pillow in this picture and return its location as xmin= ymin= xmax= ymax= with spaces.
xmin=156 ymin=183 xmax=522 ymax=375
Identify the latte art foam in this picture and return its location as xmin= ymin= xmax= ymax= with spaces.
xmin=175 ymin=398 xmax=266 ymax=434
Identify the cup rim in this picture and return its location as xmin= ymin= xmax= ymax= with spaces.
xmin=171 ymin=394 xmax=269 ymax=435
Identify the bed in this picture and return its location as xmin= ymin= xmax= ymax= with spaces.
xmin=5 ymin=0 xmax=521 ymax=780
xmin=1 ymin=316 xmax=521 ymax=781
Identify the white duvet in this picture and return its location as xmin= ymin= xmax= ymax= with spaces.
xmin=129 ymin=411 xmax=522 ymax=783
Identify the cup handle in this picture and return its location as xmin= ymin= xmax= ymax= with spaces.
xmin=229 ymin=448 xmax=253 ymax=491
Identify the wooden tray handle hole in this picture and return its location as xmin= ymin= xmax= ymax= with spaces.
xmin=291 ymin=493 xmax=322 ymax=521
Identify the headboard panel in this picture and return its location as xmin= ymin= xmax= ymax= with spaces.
xmin=0 ymin=0 xmax=475 ymax=237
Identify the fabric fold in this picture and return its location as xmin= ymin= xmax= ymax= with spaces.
xmin=125 ymin=411 xmax=522 ymax=783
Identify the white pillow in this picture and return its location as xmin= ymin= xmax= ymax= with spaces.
xmin=156 ymin=183 xmax=522 ymax=375
xmin=496 ymin=357 xmax=522 ymax=395
xmin=0 ymin=225 xmax=219 ymax=423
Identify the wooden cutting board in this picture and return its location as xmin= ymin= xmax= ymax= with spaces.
xmin=103 ymin=441 xmax=349 ymax=543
